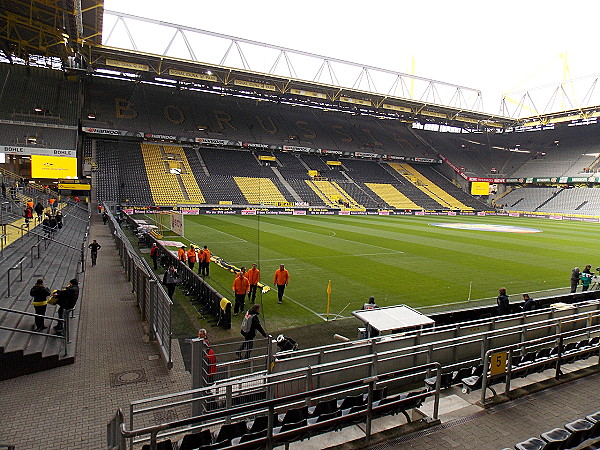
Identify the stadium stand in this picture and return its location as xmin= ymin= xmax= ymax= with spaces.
xmin=389 ymin=163 xmax=473 ymax=210
xmin=140 ymin=143 xmax=205 ymax=205
xmin=0 ymin=64 xmax=80 ymax=126
xmin=0 ymin=123 xmax=77 ymax=150
xmin=537 ymin=187 xmax=600 ymax=215
xmin=365 ymin=183 xmax=422 ymax=209
xmin=0 ymin=201 xmax=90 ymax=380
xmin=95 ymin=139 xmax=154 ymax=205
xmin=234 ymin=176 xmax=287 ymax=204
xmin=500 ymin=186 xmax=561 ymax=211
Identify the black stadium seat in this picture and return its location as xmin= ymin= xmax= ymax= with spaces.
xmin=564 ymin=418 xmax=594 ymax=447
xmin=338 ymin=394 xmax=365 ymax=411
xmin=539 ymin=427 xmax=570 ymax=450
xmin=214 ymin=420 xmax=248 ymax=442
xmin=141 ymin=439 xmax=173 ymax=450
xmin=585 ymin=411 xmax=600 ymax=439
xmin=179 ymin=429 xmax=212 ymax=450
xmin=309 ymin=398 xmax=338 ymax=417
xmin=514 ymin=437 xmax=546 ymax=450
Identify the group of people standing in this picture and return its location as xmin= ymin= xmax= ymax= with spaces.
xmin=24 ymin=201 xmax=63 ymax=236
xmin=177 ymin=244 xmax=212 ymax=277
xmin=30 ymin=278 xmax=79 ymax=335
xmin=570 ymin=265 xmax=596 ymax=293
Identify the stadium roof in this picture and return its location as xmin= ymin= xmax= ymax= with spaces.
xmin=2 ymin=3 xmax=600 ymax=131
xmin=0 ymin=0 xmax=103 ymax=60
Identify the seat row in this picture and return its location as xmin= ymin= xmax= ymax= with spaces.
xmin=143 ymin=387 xmax=428 ymax=449
xmin=510 ymin=410 xmax=600 ymax=450
xmin=463 ymin=336 xmax=600 ymax=395
xmin=425 ymin=336 xmax=600 ymax=397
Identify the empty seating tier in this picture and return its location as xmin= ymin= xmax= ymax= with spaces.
xmin=389 ymin=163 xmax=473 ymax=210
xmin=141 ymin=143 xmax=205 ymax=206
xmin=234 ymin=177 xmax=288 ymax=205
xmin=365 ymin=183 xmax=422 ymax=209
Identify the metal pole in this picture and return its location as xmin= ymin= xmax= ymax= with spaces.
xmin=480 ymin=350 xmax=490 ymax=405
xmin=189 ymin=338 xmax=204 ymax=416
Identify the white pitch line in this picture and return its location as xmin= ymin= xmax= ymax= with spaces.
xmin=230 ymin=251 xmax=403 ymax=265
xmin=192 ymin=224 xmax=248 ymax=243
xmin=279 ymin=292 xmax=327 ymax=320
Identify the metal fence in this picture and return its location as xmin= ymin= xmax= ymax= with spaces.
xmin=107 ymin=361 xmax=443 ymax=450
xmin=104 ymin=205 xmax=173 ymax=369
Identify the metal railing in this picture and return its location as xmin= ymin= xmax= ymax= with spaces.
xmin=104 ymin=205 xmax=173 ymax=369
xmin=479 ymin=323 xmax=600 ymax=405
xmin=0 ymin=306 xmax=68 ymax=355
xmin=6 ymin=257 xmax=25 ymax=297
xmin=108 ymin=361 xmax=442 ymax=450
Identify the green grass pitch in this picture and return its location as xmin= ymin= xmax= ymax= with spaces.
xmin=166 ymin=213 xmax=597 ymax=332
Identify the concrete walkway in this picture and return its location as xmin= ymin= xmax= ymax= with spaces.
xmin=0 ymin=212 xmax=190 ymax=449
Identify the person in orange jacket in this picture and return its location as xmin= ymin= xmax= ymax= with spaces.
xmin=187 ymin=246 xmax=197 ymax=270
xmin=246 ymin=263 xmax=260 ymax=302
xmin=232 ymin=270 xmax=250 ymax=314
xmin=273 ymin=264 xmax=289 ymax=304
xmin=201 ymin=245 xmax=211 ymax=276
xmin=177 ymin=245 xmax=186 ymax=264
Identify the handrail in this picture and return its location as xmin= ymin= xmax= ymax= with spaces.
xmin=6 ymin=257 xmax=25 ymax=297
xmin=0 ymin=306 xmax=68 ymax=356
xmin=117 ymin=362 xmax=442 ymax=449
xmin=479 ymin=322 xmax=600 ymax=405
xmin=30 ymin=242 xmax=41 ymax=266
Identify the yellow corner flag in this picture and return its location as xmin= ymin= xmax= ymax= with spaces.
xmin=326 ymin=280 xmax=332 ymax=321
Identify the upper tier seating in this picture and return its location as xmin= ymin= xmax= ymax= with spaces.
xmin=0 ymin=123 xmax=77 ymax=150
xmin=0 ymin=64 xmax=80 ymax=126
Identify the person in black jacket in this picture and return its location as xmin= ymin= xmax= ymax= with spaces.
xmin=55 ymin=210 xmax=63 ymax=229
xmin=54 ymin=279 xmax=79 ymax=335
xmin=89 ymin=240 xmax=101 ymax=266
xmin=236 ymin=304 xmax=267 ymax=359
xmin=34 ymin=202 xmax=44 ymax=220
xmin=522 ymin=293 xmax=536 ymax=312
xmin=30 ymin=279 xmax=51 ymax=331
xmin=162 ymin=266 xmax=179 ymax=299
xmin=497 ymin=287 xmax=510 ymax=316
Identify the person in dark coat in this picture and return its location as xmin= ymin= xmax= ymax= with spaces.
xmin=55 ymin=210 xmax=63 ymax=229
xmin=42 ymin=215 xmax=51 ymax=236
xmin=102 ymin=211 xmax=109 ymax=225
xmin=497 ymin=288 xmax=510 ymax=316
xmin=522 ymin=293 xmax=536 ymax=312
xmin=88 ymin=240 xmax=101 ymax=266
xmin=162 ymin=265 xmax=179 ymax=299
xmin=30 ymin=279 xmax=51 ymax=331
xmin=48 ymin=215 xmax=57 ymax=236
xmin=236 ymin=304 xmax=267 ymax=359
xmin=34 ymin=202 xmax=44 ymax=220
xmin=54 ymin=279 xmax=79 ymax=335
xmin=571 ymin=267 xmax=580 ymax=293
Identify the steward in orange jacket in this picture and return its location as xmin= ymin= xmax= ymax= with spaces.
xmin=177 ymin=246 xmax=186 ymax=263
xmin=232 ymin=272 xmax=250 ymax=315
xmin=187 ymin=247 xmax=197 ymax=270
xmin=273 ymin=264 xmax=289 ymax=304
xmin=200 ymin=246 xmax=211 ymax=276
xmin=246 ymin=264 xmax=260 ymax=302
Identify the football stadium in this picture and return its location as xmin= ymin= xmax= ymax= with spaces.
xmin=2 ymin=2 xmax=600 ymax=449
